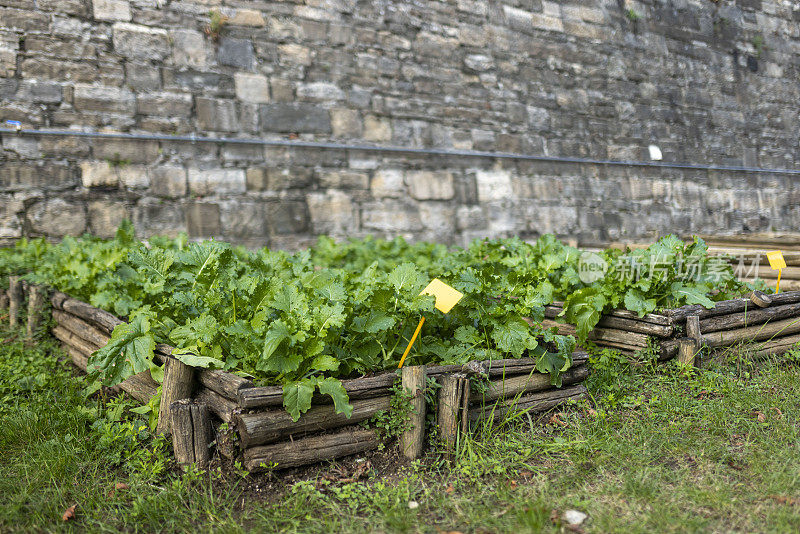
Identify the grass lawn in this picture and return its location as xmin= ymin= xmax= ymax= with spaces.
xmin=1 ymin=323 xmax=799 ymax=533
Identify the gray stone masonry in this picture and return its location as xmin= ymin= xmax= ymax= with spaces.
xmin=1 ymin=0 xmax=800 ymax=248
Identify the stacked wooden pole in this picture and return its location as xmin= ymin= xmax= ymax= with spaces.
xmin=543 ymin=302 xmax=673 ymax=357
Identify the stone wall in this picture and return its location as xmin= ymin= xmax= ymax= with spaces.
xmin=1 ymin=0 xmax=799 ymax=248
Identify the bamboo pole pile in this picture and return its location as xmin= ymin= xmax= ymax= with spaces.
xmin=7 ymin=283 xmax=593 ymax=472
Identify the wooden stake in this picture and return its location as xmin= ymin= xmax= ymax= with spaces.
xmin=26 ymin=285 xmax=44 ymax=339
xmin=677 ymin=338 xmax=698 ymax=366
xmin=437 ymin=374 xmax=469 ymax=457
xmin=400 ymin=365 xmax=426 ymax=460
xmin=156 ymin=356 xmax=196 ymax=436
xmin=8 ymin=275 xmax=22 ymax=327
xmin=169 ymin=399 xmax=211 ymax=468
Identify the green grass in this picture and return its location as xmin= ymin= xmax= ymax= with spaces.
xmin=1 ymin=322 xmax=800 ymax=533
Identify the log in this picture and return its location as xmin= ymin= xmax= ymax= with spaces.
xmin=699 ymin=302 xmax=800 ymax=333
xmin=437 ymin=374 xmax=469 ymax=454
xmin=8 ymin=275 xmax=22 ymax=327
xmin=659 ymin=339 xmax=680 ymax=361
xmin=588 ymin=340 xmax=648 ymax=354
xmin=468 ymin=384 xmax=588 ymax=423
xmin=750 ymin=290 xmax=772 ymax=308
xmin=686 ymin=316 xmax=701 ymax=342
xmin=237 ymin=372 xmax=395 ymax=409
xmin=170 ymin=400 xmax=196 ymax=465
xmin=595 ymin=315 xmax=673 ymax=337
xmin=545 ymin=303 xmax=671 ymax=326
xmin=194 ymin=387 xmax=239 ymax=423
xmin=235 ymin=395 xmax=391 ymax=448
xmin=400 ymin=365 xmax=426 ymax=461
xmin=53 ymin=325 xmax=100 ymax=359
xmin=191 ymin=403 xmax=212 ymax=467
xmin=469 ymin=364 xmax=589 ymax=403
xmin=665 ymin=292 xmax=800 ymax=321
xmin=52 ymin=309 xmax=110 ymax=348
xmin=156 ymin=357 xmax=196 ymax=436
xmin=0 ymin=288 xmax=8 ymax=310
xmin=50 ymin=291 xmax=123 ymax=334
xmin=677 ymin=338 xmax=698 ymax=366
xmin=156 ymin=343 xmax=255 ymax=401
xmin=243 ymin=428 xmax=380 ymax=472
xmin=540 ymin=320 xmax=650 ymax=347
xmin=236 ymin=353 xmax=591 ymax=410
xmin=26 ymin=285 xmax=45 ymax=338
xmin=702 ymin=315 xmax=800 ymax=348
xmin=63 ymin=345 xmax=89 ymax=372
xmin=749 ymin=334 xmax=800 ymax=357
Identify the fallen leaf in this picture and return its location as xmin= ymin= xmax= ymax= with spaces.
xmin=445 ymin=484 xmax=455 ymax=494
xmin=587 ymin=408 xmax=597 ymax=417
xmin=769 ymin=495 xmax=800 ymax=506
xmin=772 ymin=407 xmax=783 ymax=417
xmin=115 ymin=482 xmax=129 ymax=490
xmin=753 ymin=411 xmax=766 ymax=423
xmin=549 ymin=414 xmax=567 ymax=427
xmin=62 ymin=504 xmax=77 ymax=522
xmin=509 ymin=479 xmax=518 ymax=489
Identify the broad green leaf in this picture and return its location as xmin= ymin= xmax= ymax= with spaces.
xmin=283 ymin=379 xmax=316 ymax=421
xmin=171 ymin=346 xmax=225 ymax=368
xmin=316 ymin=377 xmax=353 ymax=418
xmin=88 ymin=314 xmax=155 ymax=387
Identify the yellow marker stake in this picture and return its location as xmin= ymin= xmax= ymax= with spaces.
xmin=398 ymin=317 xmax=425 ymax=369
xmin=767 ymin=251 xmax=787 ymax=293
xmin=398 ymin=279 xmax=464 ymax=368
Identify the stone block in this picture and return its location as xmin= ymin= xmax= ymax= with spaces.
xmin=307 ymin=190 xmax=357 ymax=235
xmin=361 ymin=200 xmax=422 ymax=232
xmin=278 ymin=43 xmax=312 ymax=66
xmin=2 ymin=136 xmax=39 ymax=158
xmin=88 ymin=200 xmax=129 ymax=238
xmin=186 ymin=202 xmax=221 ymax=238
xmin=112 ymin=22 xmax=171 ymax=61
xmin=0 ymin=163 xmax=76 ymax=191
xmin=188 ymin=168 xmax=246 ymax=196
xmin=73 ymin=84 xmax=136 ymax=114
xmin=318 ymin=170 xmax=369 ymax=189
xmin=93 ymin=139 xmax=159 ymax=164
xmin=81 ymin=161 xmax=118 ymax=187
xmin=0 ymin=195 xmax=24 ymax=239
xmin=419 ymin=203 xmax=456 ymax=243
xmin=125 ymin=63 xmax=161 ymax=92
xmin=196 ymin=98 xmax=239 ymax=132
xmin=137 ymin=92 xmax=193 ymax=117
xmin=363 ymin=115 xmax=391 ymax=142
xmin=456 ymin=205 xmax=487 ymax=231
xmin=92 ymin=0 xmax=131 ymax=21
xmin=270 ymin=79 xmax=294 ymax=102
xmin=475 ymin=169 xmax=513 ymax=202
xmin=464 ymin=54 xmax=493 ymax=72
xmin=330 ymin=108 xmax=362 ymax=138
xmin=118 ymin=165 xmax=149 ymax=188
xmin=16 ymin=80 xmax=62 ymax=104
xmin=265 ymin=167 xmax=314 ymax=190
xmin=229 ymin=9 xmax=266 ymax=27
xmin=220 ymin=201 xmax=269 ymax=244
xmin=217 ymin=38 xmax=254 ymax=70
xmin=267 ymin=201 xmax=309 ymax=234
xmin=234 ymin=73 xmax=270 ymax=104
xmin=27 ymin=198 xmax=87 ymax=237
xmin=370 ymin=169 xmax=405 ymax=198
xmin=150 ymin=166 xmax=187 ymax=198
xmin=171 ymin=29 xmax=208 ymax=69
xmin=297 ymin=82 xmax=345 ymax=101
xmin=406 ymin=171 xmax=455 ymax=200
xmin=260 ymin=103 xmax=331 ymax=134
xmin=133 ymin=197 xmax=186 ymax=238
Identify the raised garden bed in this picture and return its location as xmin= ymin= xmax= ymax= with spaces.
xmin=4 ymin=280 xmax=590 ymax=471
xmin=543 ymin=290 xmax=800 ymax=365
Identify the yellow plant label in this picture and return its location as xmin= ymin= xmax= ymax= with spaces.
xmin=767 ymin=251 xmax=786 ymax=270
xmin=420 ymin=279 xmax=464 ymax=314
